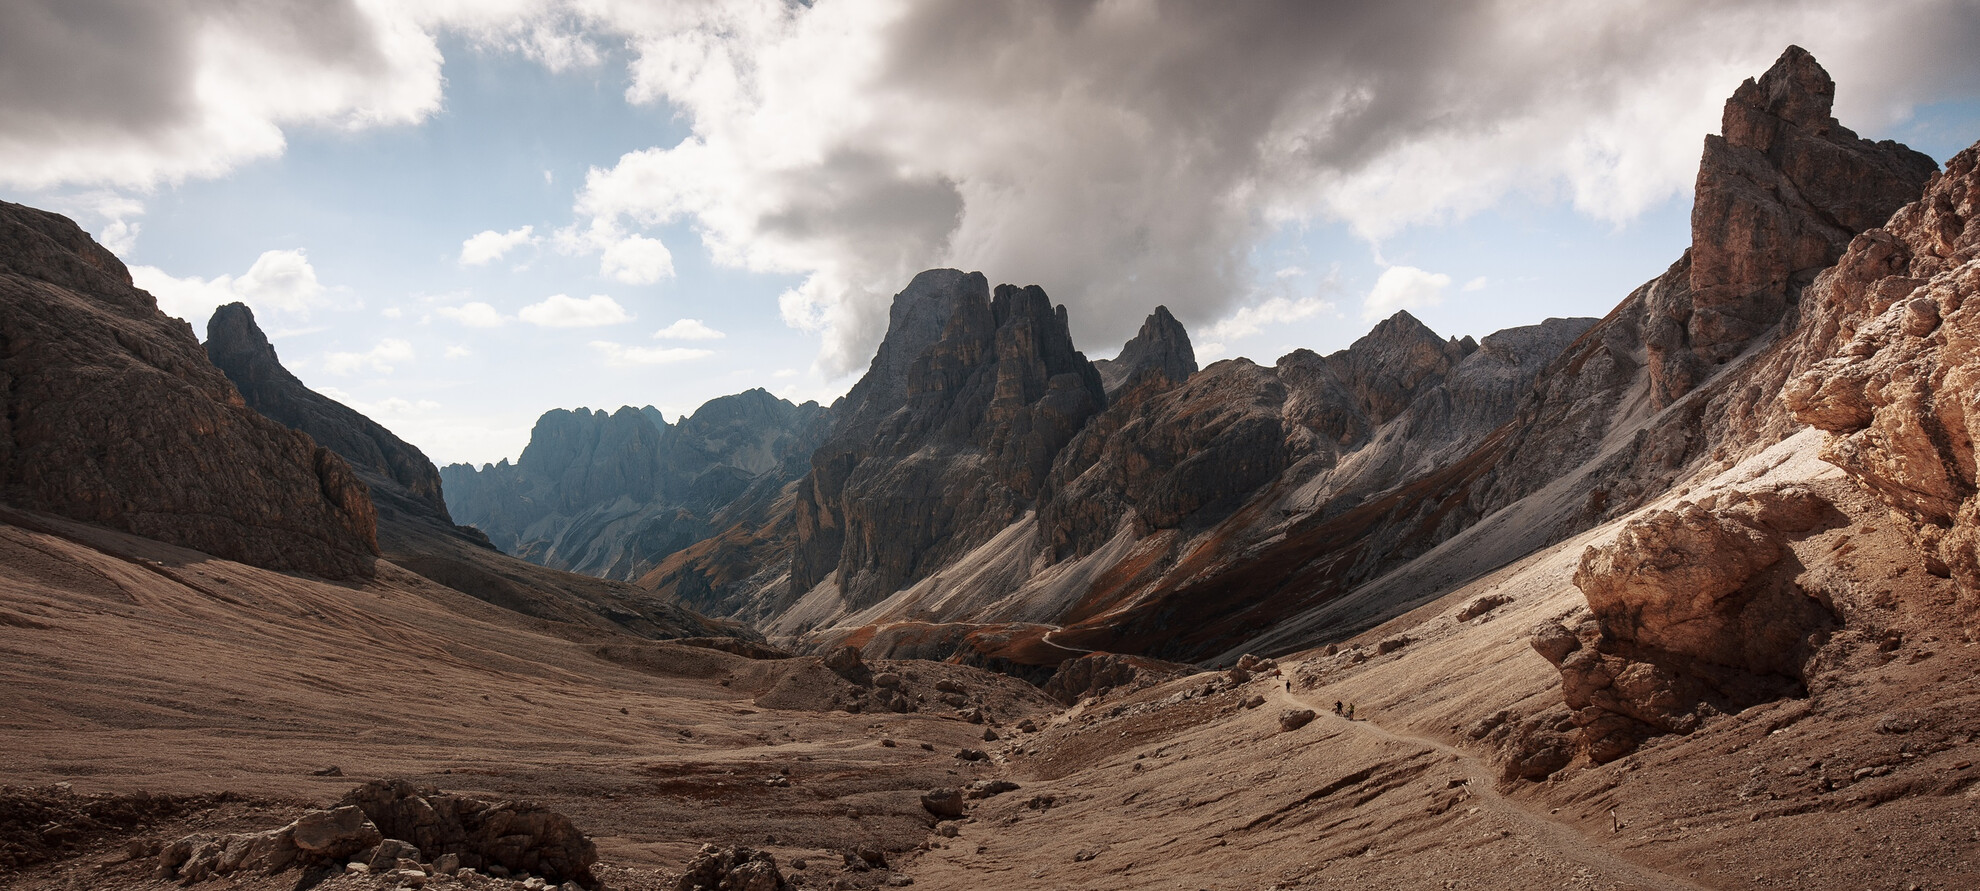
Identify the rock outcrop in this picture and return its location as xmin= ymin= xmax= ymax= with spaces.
xmin=675 ymin=844 xmax=787 ymax=891
xmin=0 ymin=201 xmax=378 ymax=579
xmin=1787 ymin=142 xmax=1980 ymax=622
xmin=340 ymin=779 xmax=598 ymax=887
xmin=1535 ymin=487 xmax=1839 ymax=764
xmin=156 ymin=805 xmax=381 ymax=883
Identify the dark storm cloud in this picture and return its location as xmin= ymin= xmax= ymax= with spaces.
xmin=0 ymin=0 xmax=435 ymax=189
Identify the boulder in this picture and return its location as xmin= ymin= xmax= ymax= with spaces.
xmin=289 ymin=806 xmax=380 ymax=859
xmin=920 ymin=789 xmax=965 ymax=819
xmin=1535 ymin=487 xmax=1838 ymax=766
xmin=676 ymin=844 xmax=787 ymax=891
xmin=1278 ymin=709 xmax=1317 ymax=732
xmin=339 ymin=780 xmax=597 ymax=888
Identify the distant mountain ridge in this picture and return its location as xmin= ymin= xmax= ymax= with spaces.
xmin=440 ymin=390 xmax=826 ymax=582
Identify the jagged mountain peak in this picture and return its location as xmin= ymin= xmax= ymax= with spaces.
xmin=204 ymin=300 xmax=469 ymax=544
xmin=1097 ymin=303 xmax=1198 ymax=397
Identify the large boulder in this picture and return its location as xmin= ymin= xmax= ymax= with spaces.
xmin=1533 ymin=487 xmax=1838 ymax=766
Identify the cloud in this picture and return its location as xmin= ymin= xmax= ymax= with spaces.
xmin=434 ymin=301 xmax=509 ymax=327
xmin=557 ymin=0 xmax=1980 ymax=375
xmin=445 ymin=345 xmax=473 ymax=359
xmin=518 ymin=293 xmax=633 ymax=327
xmin=1462 ymin=276 xmax=1488 ymax=292
xmin=590 ymin=341 xmax=715 ymax=367
xmin=1202 ymin=295 xmax=1335 ymax=345
xmin=600 ymin=233 xmax=675 ymax=283
xmin=0 ymin=0 xmax=443 ymax=191
xmin=653 ymin=318 xmax=725 ymax=340
xmin=323 ymin=338 xmax=414 ymax=375
xmin=459 ymin=225 xmax=537 ymax=266
xmin=17 ymin=0 xmax=1980 ymax=376
xmin=1361 ymin=266 xmax=1452 ymax=322
xmin=132 ymin=248 xmax=326 ymax=330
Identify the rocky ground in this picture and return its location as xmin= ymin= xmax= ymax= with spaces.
xmin=7 ymin=430 xmax=1976 ymax=890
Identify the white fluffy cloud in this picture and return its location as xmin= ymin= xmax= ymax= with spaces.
xmin=518 ymin=293 xmax=633 ymax=327
xmin=323 ymin=338 xmax=415 ymax=375
xmin=459 ymin=225 xmax=537 ymax=266
xmin=1202 ymin=296 xmax=1336 ymax=346
xmin=434 ymin=301 xmax=509 ymax=327
xmin=1361 ymin=266 xmax=1453 ymax=322
xmin=132 ymin=249 xmax=327 ymax=330
xmin=653 ymin=318 xmax=725 ymax=340
xmin=600 ymin=233 xmax=675 ymax=284
xmin=590 ymin=341 xmax=715 ymax=367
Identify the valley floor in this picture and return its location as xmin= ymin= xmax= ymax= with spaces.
xmin=5 ymin=432 xmax=1977 ymax=890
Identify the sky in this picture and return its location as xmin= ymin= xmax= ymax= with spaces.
xmin=4 ymin=0 xmax=1979 ymax=468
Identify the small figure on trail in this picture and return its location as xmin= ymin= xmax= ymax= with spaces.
xmin=1284 ymin=678 xmax=1292 ymax=693
xmin=1346 ymin=702 xmax=1356 ymax=721
xmin=1333 ymin=701 xmax=1342 ymax=715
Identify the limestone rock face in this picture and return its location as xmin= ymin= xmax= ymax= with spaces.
xmin=790 ymin=274 xmax=1106 ymax=609
xmin=1094 ymin=304 xmax=1197 ymax=397
xmin=204 ymin=302 xmax=478 ymax=554
xmin=1649 ymin=45 xmax=1936 ymax=403
xmin=0 ymin=201 xmax=378 ymax=578
xmin=1040 ymin=310 xmax=1480 ymax=564
xmin=1540 ymin=487 xmax=1838 ymax=764
xmin=1786 ymin=142 xmax=1980 ymax=620
xmin=443 ymin=390 xmax=826 ymax=581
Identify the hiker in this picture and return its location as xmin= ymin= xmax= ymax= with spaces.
xmin=1333 ymin=701 xmax=1342 ymax=715
xmin=1346 ymin=702 xmax=1356 ymax=721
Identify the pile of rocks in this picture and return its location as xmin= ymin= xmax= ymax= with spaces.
xmin=154 ymin=781 xmax=597 ymax=889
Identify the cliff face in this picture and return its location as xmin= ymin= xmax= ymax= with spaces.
xmin=192 ymin=298 xmax=739 ymax=640
xmin=442 ymin=390 xmax=826 ymax=582
xmin=790 ymin=276 xmax=1107 ymax=611
xmin=1648 ymin=45 xmax=1937 ymax=405
xmin=0 ymin=201 xmax=378 ymax=579
xmin=204 ymin=302 xmax=478 ymax=554
xmin=1786 ymin=142 xmax=1980 ymax=621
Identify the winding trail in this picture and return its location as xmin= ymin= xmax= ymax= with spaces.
xmin=1277 ymin=686 xmax=1715 ymax=891
xmin=1038 ymin=627 xmax=1093 ymax=659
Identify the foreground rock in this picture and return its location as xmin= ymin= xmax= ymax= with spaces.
xmin=156 ymin=804 xmax=379 ymax=882
xmin=340 ymin=779 xmax=597 ymax=888
xmin=0 ymin=201 xmax=379 ymax=579
xmin=676 ymin=844 xmax=787 ymax=891
xmin=1533 ymin=487 xmax=1837 ymax=764
xmin=152 ymin=782 xmax=598 ymax=887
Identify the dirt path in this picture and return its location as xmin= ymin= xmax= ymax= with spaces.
xmin=1279 ymin=687 xmax=1716 ymax=891
xmin=1038 ymin=627 xmax=1092 ymax=658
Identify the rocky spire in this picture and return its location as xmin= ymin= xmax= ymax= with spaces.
xmin=1651 ymin=45 xmax=1937 ymax=403
xmin=206 ymin=301 xmax=455 ymax=525
xmin=1096 ymin=305 xmax=1198 ymax=398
